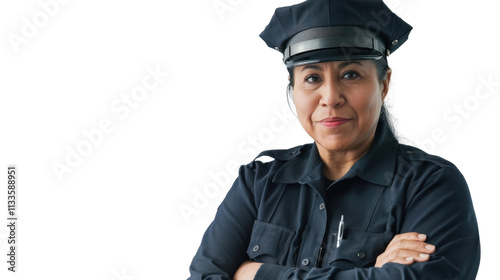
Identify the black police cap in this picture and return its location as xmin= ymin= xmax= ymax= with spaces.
xmin=260 ymin=0 xmax=413 ymax=67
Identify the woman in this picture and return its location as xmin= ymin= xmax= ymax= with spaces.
xmin=188 ymin=0 xmax=480 ymax=279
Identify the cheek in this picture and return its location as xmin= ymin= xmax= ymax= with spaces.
xmin=353 ymin=89 xmax=384 ymax=122
xmin=293 ymin=91 xmax=317 ymax=128
xmin=363 ymin=94 xmax=382 ymax=111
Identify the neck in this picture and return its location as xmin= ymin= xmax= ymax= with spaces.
xmin=316 ymin=132 xmax=375 ymax=181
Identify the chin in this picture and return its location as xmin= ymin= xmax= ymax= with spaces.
xmin=316 ymin=138 xmax=352 ymax=152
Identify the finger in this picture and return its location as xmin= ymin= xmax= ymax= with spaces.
xmin=379 ymin=254 xmax=416 ymax=266
xmin=415 ymin=253 xmax=431 ymax=262
xmin=385 ymin=250 xmax=431 ymax=265
xmin=405 ymin=251 xmax=431 ymax=263
xmin=405 ymin=252 xmax=431 ymax=263
xmin=390 ymin=232 xmax=427 ymax=244
xmin=387 ymin=238 xmax=435 ymax=254
xmin=393 ymin=256 xmax=414 ymax=265
xmin=400 ymin=254 xmax=429 ymax=264
xmin=400 ymin=240 xmax=435 ymax=253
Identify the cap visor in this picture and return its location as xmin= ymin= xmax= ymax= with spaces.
xmin=285 ymin=48 xmax=383 ymax=67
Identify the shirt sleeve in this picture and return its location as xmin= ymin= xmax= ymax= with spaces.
xmin=188 ymin=164 xmax=259 ymax=280
xmin=254 ymin=164 xmax=480 ymax=280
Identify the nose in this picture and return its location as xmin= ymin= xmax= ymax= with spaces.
xmin=319 ymin=78 xmax=345 ymax=108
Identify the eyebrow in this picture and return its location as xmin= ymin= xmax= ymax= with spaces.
xmin=299 ymin=60 xmax=365 ymax=72
xmin=300 ymin=64 xmax=323 ymax=72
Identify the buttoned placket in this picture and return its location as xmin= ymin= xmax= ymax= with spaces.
xmin=296 ymin=179 xmax=329 ymax=269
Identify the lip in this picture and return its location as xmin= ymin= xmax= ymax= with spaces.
xmin=318 ymin=117 xmax=351 ymax=128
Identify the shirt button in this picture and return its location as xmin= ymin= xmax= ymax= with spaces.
xmin=406 ymin=150 xmax=414 ymax=155
xmin=319 ymin=203 xmax=325 ymax=210
xmin=357 ymin=251 xmax=366 ymax=259
xmin=252 ymin=245 xmax=260 ymax=252
xmin=301 ymin=258 xmax=310 ymax=266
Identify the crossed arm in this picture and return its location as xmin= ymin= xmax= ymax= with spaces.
xmin=234 ymin=232 xmax=436 ymax=279
xmin=189 ymin=163 xmax=480 ymax=280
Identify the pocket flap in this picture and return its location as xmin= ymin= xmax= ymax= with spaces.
xmin=246 ymin=220 xmax=295 ymax=265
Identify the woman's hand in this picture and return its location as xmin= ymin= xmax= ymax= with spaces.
xmin=375 ymin=232 xmax=436 ymax=268
xmin=233 ymin=261 xmax=263 ymax=280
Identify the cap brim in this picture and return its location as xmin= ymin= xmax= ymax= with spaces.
xmin=285 ymin=48 xmax=384 ymax=68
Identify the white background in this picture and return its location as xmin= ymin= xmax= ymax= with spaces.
xmin=0 ymin=0 xmax=498 ymax=279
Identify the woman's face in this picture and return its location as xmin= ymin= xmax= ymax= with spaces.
xmin=292 ymin=60 xmax=391 ymax=154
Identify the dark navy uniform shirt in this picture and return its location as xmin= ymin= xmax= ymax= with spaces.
xmin=188 ymin=118 xmax=480 ymax=279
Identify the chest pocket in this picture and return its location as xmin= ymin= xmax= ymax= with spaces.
xmin=326 ymin=230 xmax=393 ymax=269
xmin=246 ymin=220 xmax=295 ymax=265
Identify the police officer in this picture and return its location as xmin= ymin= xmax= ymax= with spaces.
xmin=188 ymin=0 xmax=480 ymax=279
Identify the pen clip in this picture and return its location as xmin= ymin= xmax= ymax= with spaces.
xmin=336 ymin=215 xmax=344 ymax=248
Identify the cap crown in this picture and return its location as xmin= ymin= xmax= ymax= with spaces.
xmin=260 ymin=0 xmax=412 ymax=57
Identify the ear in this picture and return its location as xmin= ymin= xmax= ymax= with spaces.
xmin=381 ymin=68 xmax=392 ymax=101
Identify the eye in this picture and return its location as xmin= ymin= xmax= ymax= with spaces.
xmin=342 ymin=71 xmax=360 ymax=80
xmin=305 ymin=75 xmax=321 ymax=83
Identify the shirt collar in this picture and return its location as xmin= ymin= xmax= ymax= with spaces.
xmin=273 ymin=118 xmax=399 ymax=187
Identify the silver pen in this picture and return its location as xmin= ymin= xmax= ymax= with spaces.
xmin=337 ymin=215 xmax=344 ymax=248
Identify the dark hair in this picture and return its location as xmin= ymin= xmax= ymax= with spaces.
xmin=286 ymin=58 xmax=396 ymax=134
